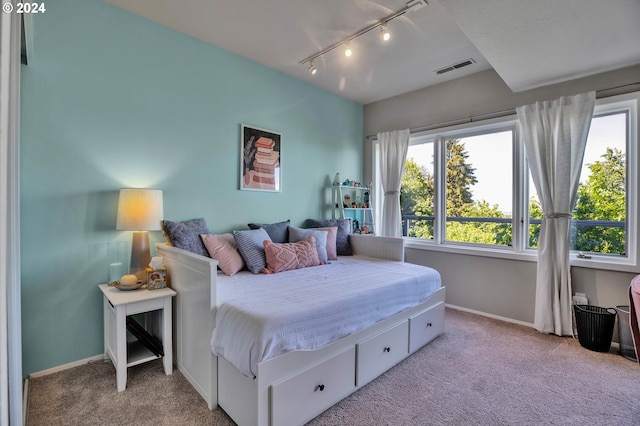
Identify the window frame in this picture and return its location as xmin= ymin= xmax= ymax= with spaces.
xmin=372 ymin=91 xmax=639 ymax=272
xmin=437 ymin=124 xmax=517 ymax=248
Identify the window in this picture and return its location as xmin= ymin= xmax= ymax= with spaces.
xmin=373 ymin=91 xmax=639 ymax=271
xmin=403 ymin=138 xmax=435 ymax=239
xmin=397 ymin=121 xmax=516 ymax=248
xmin=444 ymin=131 xmax=513 ymax=246
xmin=528 ymin=111 xmax=628 ymax=256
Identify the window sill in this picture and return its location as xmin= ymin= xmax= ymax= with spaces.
xmin=404 ymin=239 xmax=640 ymax=273
xmin=404 ymin=239 xmax=537 ymax=263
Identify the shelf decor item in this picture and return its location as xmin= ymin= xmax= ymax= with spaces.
xmin=240 ymin=124 xmax=282 ymax=192
xmin=332 ymin=184 xmax=375 ymax=234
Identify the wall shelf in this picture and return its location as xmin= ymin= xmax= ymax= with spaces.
xmin=332 ymin=185 xmax=374 ymax=234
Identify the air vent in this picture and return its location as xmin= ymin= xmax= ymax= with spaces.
xmin=435 ymin=58 xmax=476 ymax=75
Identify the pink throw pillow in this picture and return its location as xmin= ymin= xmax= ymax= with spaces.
xmin=200 ymin=233 xmax=245 ymax=276
xmin=313 ymin=226 xmax=338 ymax=260
xmin=263 ymin=237 xmax=321 ymax=274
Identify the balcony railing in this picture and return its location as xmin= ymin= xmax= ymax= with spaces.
xmin=401 ymin=215 xmax=626 ymax=237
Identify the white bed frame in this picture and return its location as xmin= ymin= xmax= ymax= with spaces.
xmin=157 ymin=234 xmax=445 ymax=426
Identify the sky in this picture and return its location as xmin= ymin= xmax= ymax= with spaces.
xmin=406 ymin=112 xmax=627 ymax=214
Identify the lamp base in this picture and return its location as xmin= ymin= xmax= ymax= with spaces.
xmin=130 ymin=231 xmax=151 ymax=282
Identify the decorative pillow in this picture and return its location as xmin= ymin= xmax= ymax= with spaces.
xmin=200 ymin=233 xmax=245 ymax=276
xmin=306 ymin=218 xmax=352 ymax=256
xmin=288 ymin=226 xmax=328 ymax=263
xmin=247 ymin=220 xmax=290 ymax=243
xmin=162 ymin=218 xmax=209 ymax=257
xmin=233 ymin=228 xmax=272 ymax=274
xmin=263 ymin=237 xmax=321 ymax=274
xmin=312 ymin=226 xmax=338 ymax=260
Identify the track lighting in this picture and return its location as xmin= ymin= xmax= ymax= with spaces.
xmin=380 ymin=24 xmax=390 ymax=41
xmin=344 ymin=42 xmax=353 ymax=57
xmin=299 ymin=1 xmax=427 ymax=71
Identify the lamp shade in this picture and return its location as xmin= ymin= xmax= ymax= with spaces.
xmin=116 ymin=189 xmax=163 ymax=231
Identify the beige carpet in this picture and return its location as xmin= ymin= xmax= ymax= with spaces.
xmin=28 ymin=309 xmax=640 ymax=425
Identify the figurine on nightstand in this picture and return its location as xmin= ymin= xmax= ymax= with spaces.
xmin=364 ymin=191 xmax=370 ymax=208
xmin=353 ymin=219 xmax=360 ymax=234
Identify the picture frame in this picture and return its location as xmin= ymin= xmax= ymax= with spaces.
xmin=240 ymin=124 xmax=282 ymax=192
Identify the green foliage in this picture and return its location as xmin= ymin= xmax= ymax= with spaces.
xmin=402 ymin=140 xmax=510 ymax=244
xmin=572 ymin=148 xmax=625 ymax=254
xmin=401 ymin=159 xmax=435 ymax=238
xmin=528 ymin=197 xmax=543 ymax=248
xmin=446 ymin=200 xmax=512 ymax=245
xmin=445 ymin=140 xmax=477 ymax=216
xmin=401 ymin=159 xmax=433 ymax=217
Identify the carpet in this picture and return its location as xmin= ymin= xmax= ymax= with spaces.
xmin=27 ymin=308 xmax=640 ymax=425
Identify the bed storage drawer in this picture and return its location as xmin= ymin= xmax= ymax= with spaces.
xmin=409 ymin=302 xmax=445 ymax=353
xmin=270 ymin=347 xmax=356 ymax=426
xmin=356 ymin=320 xmax=409 ymax=386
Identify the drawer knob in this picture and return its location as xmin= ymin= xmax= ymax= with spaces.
xmin=426 ymin=322 xmax=432 ymax=327
xmin=316 ymin=384 xmax=325 ymax=392
xmin=383 ymin=346 xmax=391 ymax=352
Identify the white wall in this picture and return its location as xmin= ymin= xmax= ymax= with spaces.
xmin=363 ymin=65 xmax=640 ymax=325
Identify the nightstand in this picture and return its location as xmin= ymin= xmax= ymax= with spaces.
xmin=99 ymin=284 xmax=176 ymax=392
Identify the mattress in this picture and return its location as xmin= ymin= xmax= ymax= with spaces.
xmin=211 ymin=255 xmax=442 ymax=378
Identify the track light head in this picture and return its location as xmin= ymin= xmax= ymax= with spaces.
xmin=344 ymin=42 xmax=353 ymax=57
xmin=380 ymin=24 xmax=391 ymax=41
xmin=308 ymin=61 xmax=317 ymax=75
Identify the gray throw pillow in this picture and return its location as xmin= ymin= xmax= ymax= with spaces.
xmin=234 ymin=228 xmax=272 ymax=274
xmin=247 ymin=219 xmax=290 ymax=243
xmin=306 ymin=218 xmax=352 ymax=256
xmin=288 ymin=226 xmax=329 ymax=263
xmin=162 ymin=218 xmax=209 ymax=257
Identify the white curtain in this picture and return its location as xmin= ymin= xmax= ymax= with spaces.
xmin=517 ymin=92 xmax=596 ymax=336
xmin=377 ymin=129 xmax=410 ymax=238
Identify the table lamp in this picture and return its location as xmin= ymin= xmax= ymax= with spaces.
xmin=116 ymin=188 xmax=164 ymax=281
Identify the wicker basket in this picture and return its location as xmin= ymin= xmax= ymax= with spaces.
xmin=615 ymin=305 xmax=637 ymax=361
xmin=574 ymin=305 xmax=616 ymax=352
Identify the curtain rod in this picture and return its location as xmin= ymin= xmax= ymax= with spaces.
xmin=365 ymin=81 xmax=640 ymax=139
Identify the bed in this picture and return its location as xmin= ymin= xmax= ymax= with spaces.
xmin=157 ymin=234 xmax=445 ymax=426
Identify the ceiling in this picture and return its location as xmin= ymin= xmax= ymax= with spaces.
xmin=105 ymin=0 xmax=640 ymax=105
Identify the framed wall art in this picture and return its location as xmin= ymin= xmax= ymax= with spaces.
xmin=240 ymin=124 xmax=282 ymax=192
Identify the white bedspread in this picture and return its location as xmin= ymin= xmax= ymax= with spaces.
xmin=211 ymin=256 xmax=442 ymax=377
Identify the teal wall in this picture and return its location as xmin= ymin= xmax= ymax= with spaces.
xmin=20 ymin=0 xmax=363 ymax=376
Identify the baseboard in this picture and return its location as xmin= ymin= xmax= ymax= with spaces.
xmin=23 ymin=377 xmax=29 ymax=426
xmin=445 ymin=304 xmax=628 ymax=347
xmin=446 ymin=304 xmax=535 ymax=328
xmin=28 ymin=354 xmax=106 ymax=379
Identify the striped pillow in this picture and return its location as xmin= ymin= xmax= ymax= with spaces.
xmin=233 ymin=228 xmax=272 ymax=274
